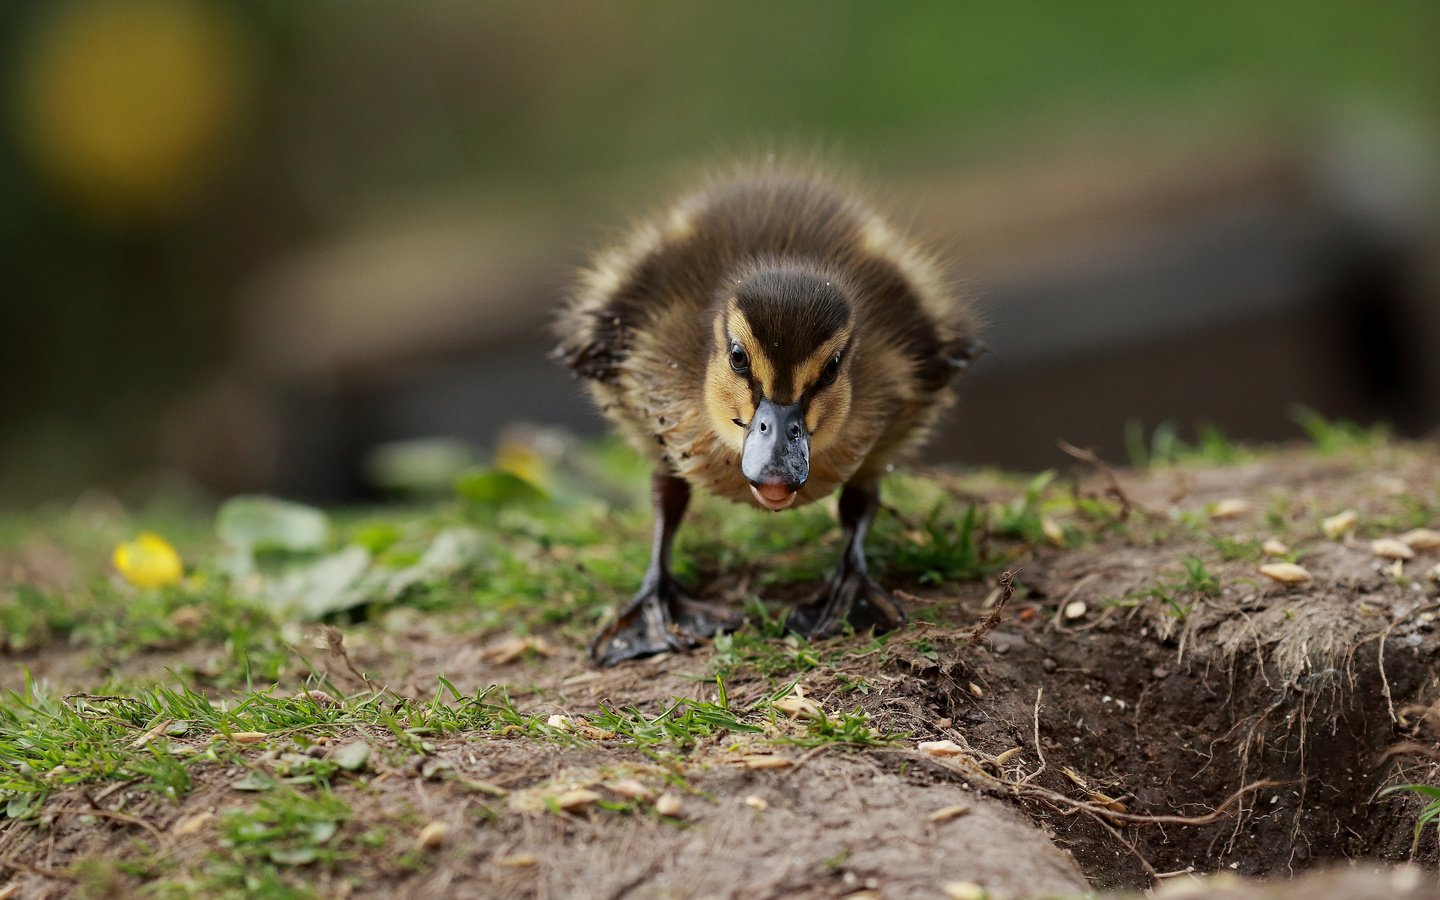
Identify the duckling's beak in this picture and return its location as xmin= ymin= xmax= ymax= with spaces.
xmin=742 ymin=398 xmax=809 ymax=511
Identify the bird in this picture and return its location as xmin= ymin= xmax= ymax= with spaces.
xmin=555 ymin=161 xmax=981 ymax=666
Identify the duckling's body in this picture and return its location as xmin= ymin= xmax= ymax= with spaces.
xmin=558 ymin=166 xmax=979 ymax=665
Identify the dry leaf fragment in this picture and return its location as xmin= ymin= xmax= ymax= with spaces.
xmin=1063 ymin=600 xmax=1087 ymax=620
xmin=417 ymin=821 xmax=449 ymax=850
xmin=654 ymin=793 xmax=683 ymax=817
xmin=1210 ymin=499 xmax=1252 ymax=520
xmin=918 ymin=740 xmax=964 ymax=757
xmin=739 ymin=755 xmax=795 ymax=770
xmin=1262 ymin=539 xmax=1289 ymax=557
xmin=553 ymin=788 xmax=601 ymax=812
xmin=928 ymin=804 xmax=971 ymax=823
xmin=773 ymin=695 xmax=825 ymax=721
xmin=1259 ymin=563 xmax=1312 ymax=584
xmin=1372 ymin=538 xmax=1415 ymax=560
xmin=1322 ymin=509 xmax=1358 ymax=540
xmin=607 ymin=779 xmax=654 ymax=801
xmin=1399 ymin=529 xmax=1440 ymax=551
xmin=942 ymin=882 xmax=987 ymax=900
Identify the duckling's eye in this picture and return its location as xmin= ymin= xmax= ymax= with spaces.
xmin=819 ymin=354 xmax=842 ymax=387
xmin=729 ymin=343 xmax=750 ymax=374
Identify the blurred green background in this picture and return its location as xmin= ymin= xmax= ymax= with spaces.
xmin=2 ymin=1 xmax=1437 ymax=507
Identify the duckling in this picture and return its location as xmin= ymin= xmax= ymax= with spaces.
xmin=556 ymin=164 xmax=980 ymax=666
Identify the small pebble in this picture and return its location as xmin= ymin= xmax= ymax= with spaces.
xmin=654 ymin=793 xmax=683 ymax=817
xmin=1063 ymin=600 xmax=1087 ymax=620
xmin=1041 ymin=657 xmax=1057 ymax=673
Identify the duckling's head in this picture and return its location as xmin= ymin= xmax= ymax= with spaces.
xmin=704 ymin=263 xmax=855 ymax=511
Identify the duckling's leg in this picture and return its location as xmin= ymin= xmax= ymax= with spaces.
xmin=786 ymin=480 xmax=907 ymax=639
xmin=589 ymin=473 xmax=742 ymax=666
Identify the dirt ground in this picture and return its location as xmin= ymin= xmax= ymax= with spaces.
xmin=4 ymin=443 xmax=1440 ymax=898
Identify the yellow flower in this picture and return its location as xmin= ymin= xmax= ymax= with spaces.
xmin=495 ymin=440 xmax=551 ymax=491
xmin=113 ymin=532 xmax=183 ymax=588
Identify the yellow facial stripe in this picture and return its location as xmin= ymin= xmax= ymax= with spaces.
xmin=792 ymin=325 xmax=853 ymax=393
xmin=724 ymin=303 xmax=777 ymax=396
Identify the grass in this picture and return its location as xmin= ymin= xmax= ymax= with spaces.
xmin=1378 ymin=783 xmax=1440 ymax=854
xmin=3 ymin=431 xmax=1436 ymax=892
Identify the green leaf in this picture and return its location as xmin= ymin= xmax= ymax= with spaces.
xmin=455 ymin=468 xmax=547 ymax=507
xmin=232 ymin=772 xmax=275 ymax=792
xmin=264 ymin=547 xmax=371 ymax=619
xmin=267 ymin=846 xmax=318 ymax=865
xmin=332 ymin=741 xmax=371 ymax=772
xmin=217 ymin=496 xmax=330 ymax=575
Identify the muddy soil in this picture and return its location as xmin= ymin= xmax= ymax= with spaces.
xmin=4 ymin=445 xmax=1440 ymax=898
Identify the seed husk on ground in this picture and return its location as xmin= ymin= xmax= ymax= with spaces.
xmin=1372 ymin=538 xmax=1415 ymax=560
xmin=1262 ymin=538 xmax=1289 ymax=557
xmin=482 ymin=635 xmax=559 ymax=665
xmin=1259 ymin=563 xmax=1312 ymax=584
xmin=929 ymin=805 xmax=971 ymax=823
xmin=1210 ymin=499 xmax=1252 ymax=520
xmin=1322 ymin=509 xmax=1358 ymax=540
xmin=173 ymin=811 xmax=214 ymax=837
xmin=1042 ymin=515 xmax=1066 ymax=547
xmin=608 ymin=779 xmax=654 ymax=801
xmin=773 ymin=695 xmax=825 ymax=720
xmin=738 ymin=754 xmax=795 ymax=770
xmin=417 ymin=821 xmax=449 ymax=850
xmin=554 ymin=788 xmax=601 ymax=812
xmin=942 ymin=881 xmax=987 ymax=900
xmin=1398 ymin=528 xmax=1440 ymax=550
xmin=654 ymin=793 xmax=683 ymax=817
xmin=495 ymin=853 xmax=538 ymax=868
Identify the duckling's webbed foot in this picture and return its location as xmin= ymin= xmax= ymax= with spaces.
xmin=589 ymin=577 xmax=739 ymax=666
xmin=786 ymin=482 xmax=907 ymax=639
xmin=589 ymin=474 xmax=741 ymax=667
